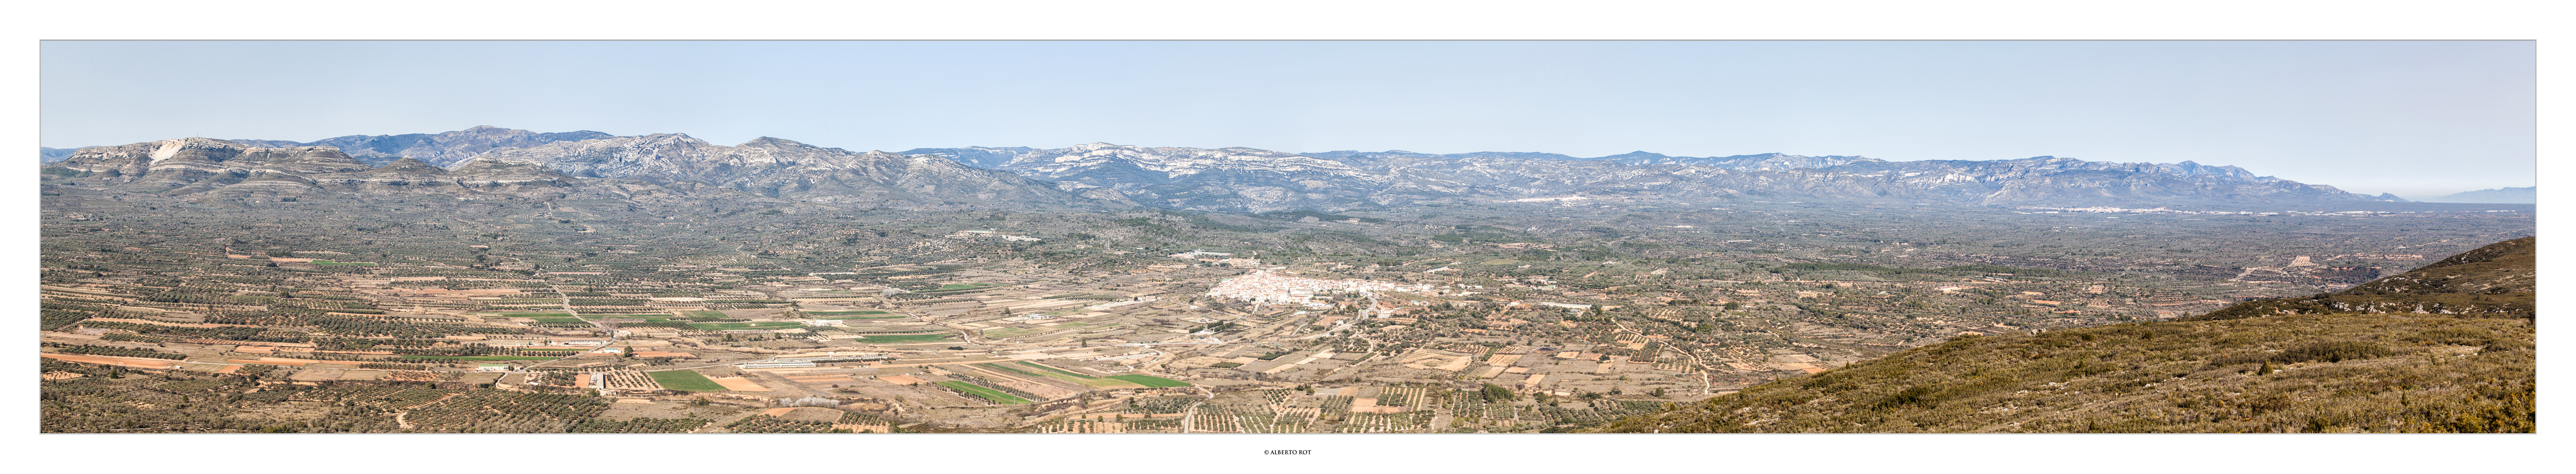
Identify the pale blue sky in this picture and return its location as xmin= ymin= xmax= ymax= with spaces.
xmin=41 ymin=41 xmax=2533 ymax=196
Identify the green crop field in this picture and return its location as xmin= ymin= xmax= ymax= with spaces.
xmin=804 ymin=311 xmax=892 ymax=316
xmin=858 ymin=334 xmax=954 ymax=342
xmin=502 ymin=312 xmax=571 ymax=317
xmin=681 ymin=310 xmax=728 ymax=318
xmin=1105 ymin=375 xmax=1190 ymax=388
xmin=838 ymin=315 xmax=908 ymax=320
xmin=937 ymin=381 xmax=1030 ymax=404
xmin=1016 ymin=361 xmax=1097 ymax=378
xmin=400 ymin=356 xmax=561 ymax=361
xmin=532 ymin=317 xmax=587 ymax=323
xmin=993 ymin=361 xmax=1128 ymax=387
xmin=647 ymin=370 xmax=729 ymax=391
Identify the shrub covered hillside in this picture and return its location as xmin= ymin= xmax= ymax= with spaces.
xmin=1591 ymin=238 xmax=2536 ymax=433
xmin=2191 ymin=237 xmax=2533 ymax=320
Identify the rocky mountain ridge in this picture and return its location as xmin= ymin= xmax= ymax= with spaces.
xmin=40 ymin=134 xmax=1095 ymax=212
xmin=911 ymin=142 xmax=2398 ymax=212
xmin=46 ymin=138 xmax=588 ymax=201
xmin=226 ymin=125 xmax=617 ymax=167
xmin=461 ymin=135 xmax=1093 ymax=206
xmin=46 ymin=126 xmax=2408 ymax=213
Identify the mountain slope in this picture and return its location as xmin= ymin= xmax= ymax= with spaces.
xmin=927 ymin=143 xmax=2399 ymax=211
xmin=229 ymin=125 xmax=617 ymax=166
xmin=1590 ymin=237 xmax=2535 ymax=433
xmin=58 ymin=126 xmax=2406 ymax=212
xmin=41 ymin=137 xmax=627 ymax=204
xmin=1589 ymin=151 xmax=1881 ymax=169
xmin=2191 ymin=237 xmax=2533 ymax=319
xmin=896 ymin=146 xmax=1040 ymax=169
xmin=464 ymin=135 xmax=1100 ymax=207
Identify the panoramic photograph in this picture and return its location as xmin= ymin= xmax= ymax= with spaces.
xmin=36 ymin=40 xmax=2534 ymax=435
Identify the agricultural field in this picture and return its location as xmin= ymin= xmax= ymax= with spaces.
xmin=725 ymin=415 xmax=841 ymax=433
xmin=687 ymin=322 xmax=804 ymax=330
xmin=36 ymin=157 xmax=2534 ymax=433
xmin=1105 ymin=375 xmax=1190 ymax=388
xmin=937 ymin=381 xmax=1032 ymax=404
xmin=646 ymin=370 xmax=728 ymax=391
xmin=857 ymin=334 xmax=954 ymax=342
xmin=1016 ymin=361 xmax=1096 ymax=378
xmin=572 ymin=417 xmax=712 ymax=433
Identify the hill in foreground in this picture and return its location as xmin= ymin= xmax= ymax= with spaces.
xmin=1591 ymin=237 xmax=2535 ymax=433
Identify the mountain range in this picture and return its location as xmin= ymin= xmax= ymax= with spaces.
xmin=44 ymin=126 xmax=2417 ymax=212
xmin=2410 ymin=186 xmax=2535 ymax=204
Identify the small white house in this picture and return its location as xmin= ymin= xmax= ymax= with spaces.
xmin=474 ymin=364 xmax=511 ymax=372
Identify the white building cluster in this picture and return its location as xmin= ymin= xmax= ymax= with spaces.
xmin=1205 ymin=270 xmax=1426 ymax=304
